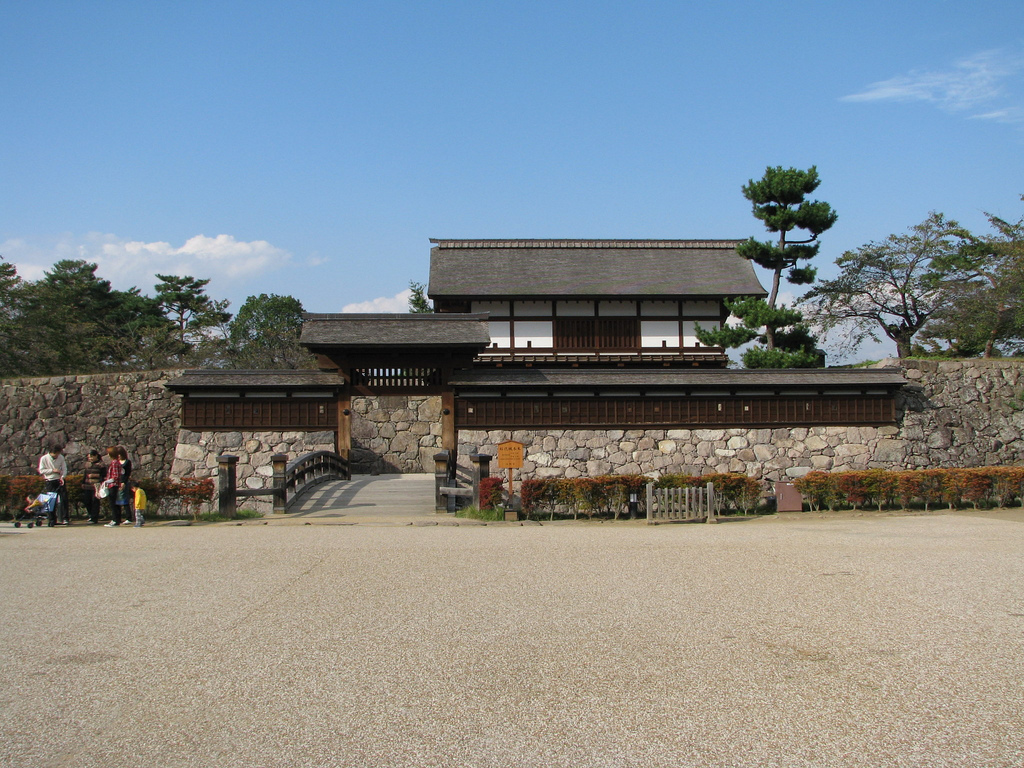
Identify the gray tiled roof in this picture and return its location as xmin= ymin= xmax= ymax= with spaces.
xmin=166 ymin=370 xmax=344 ymax=391
xmin=450 ymin=368 xmax=906 ymax=390
xmin=300 ymin=313 xmax=491 ymax=348
xmin=428 ymin=239 xmax=767 ymax=299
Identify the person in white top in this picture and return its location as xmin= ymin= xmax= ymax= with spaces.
xmin=37 ymin=444 xmax=69 ymax=526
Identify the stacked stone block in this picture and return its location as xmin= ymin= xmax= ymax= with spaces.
xmin=171 ymin=429 xmax=337 ymax=513
xmin=349 ymin=394 xmax=444 ymax=473
xmin=0 ymin=370 xmax=183 ymax=477
xmin=1 ymin=360 xmax=1021 ymax=489
xmin=457 ymin=360 xmax=1024 ymax=483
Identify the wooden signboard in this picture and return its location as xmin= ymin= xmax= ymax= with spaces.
xmin=497 ymin=440 xmax=524 ymax=521
xmin=497 ymin=440 xmax=524 ymax=469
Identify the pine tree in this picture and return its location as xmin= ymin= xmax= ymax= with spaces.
xmin=407 ymin=281 xmax=433 ymax=313
xmin=698 ymin=166 xmax=836 ymax=368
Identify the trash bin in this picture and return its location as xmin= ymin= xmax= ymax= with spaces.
xmin=774 ymin=482 xmax=804 ymax=512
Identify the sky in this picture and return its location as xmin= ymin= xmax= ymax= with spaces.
xmin=2 ymin=0 xmax=1023 ymax=364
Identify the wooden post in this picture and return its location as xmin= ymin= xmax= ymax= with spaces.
xmin=337 ymin=391 xmax=351 ymax=465
xmin=434 ymin=450 xmax=450 ymax=512
xmin=441 ymin=388 xmax=456 ymax=472
xmin=272 ymin=453 xmax=288 ymax=514
xmin=217 ymin=454 xmax=238 ymax=519
xmin=469 ymin=453 xmax=491 ymax=509
xmin=506 ymin=467 xmax=515 ymax=519
xmin=706 ymin=481 xmax=718 ymax=524
xmin=496 ymin=441 xmax=523 ymax=522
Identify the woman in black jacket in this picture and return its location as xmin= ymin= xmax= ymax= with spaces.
xmin=80 ymin=450 xmax=106 ymax=525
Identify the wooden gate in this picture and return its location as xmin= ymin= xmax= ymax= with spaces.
xmin=645 ymin=482 xmax=717 ymax=524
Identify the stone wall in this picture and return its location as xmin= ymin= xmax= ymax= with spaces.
xmin=457 ymin=359 xmax=1024 ymax=482
xmin=896 ymin=358 xmax=1024 ymax=468
xmin=171 ymin=429 xmax=337 ymax=513
xmin=350 ymin=394 xmax=444 ymax=473
xmin=162 ymin=395 xmax=445 ymax=510
xmin=2 ymin=359 xmax=1020 ymax=488
xmin=0 ymin=370 xmax=183 ymax=478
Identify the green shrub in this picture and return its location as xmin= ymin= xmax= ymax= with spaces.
xmin=455 ymin=505 xmax=505 ymax=522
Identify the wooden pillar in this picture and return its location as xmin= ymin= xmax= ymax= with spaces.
xmin=434 ymin=451 xmax=451 ymax=512
xmin=217 ymin=454 xmax=238 ymax=519
xmin=469 ymin=453 xmax=491 ymax=509
xmin=441 ymin=388 xmax=455 ymax=452
xmin=272 ymin=453 xmax=288 ymax=514
xmin=441 ymin=377 xmax=457 ymax=484
xmin=337 ymin=390 xmax=352 ymax=463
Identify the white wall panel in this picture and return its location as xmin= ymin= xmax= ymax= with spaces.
xmin=641 ymin=320 xmax=680 ymax=348
xmin=683 ymin=320 xmax=718 ymax=346
xmin=556 ymin=301 xmax=595 ymax=316
xmin=514 ymin=301 xmax=552 ymax=316
xmin=514 ymin=321 xmax=553 ymax=348
xmin=640 ymin=301 xmax=677 ymax=316
xmin=598 ymin=301 xmax=636 ymax=316
xmin=473 ymin=300 xmax=510 ymax=315
xmin=683 ymin=300 xmax=720 ymax=317
xmin=489 ymin=321 xmax=511 ymax=348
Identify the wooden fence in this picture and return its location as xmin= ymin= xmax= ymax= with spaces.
xmin=646 ymin=481 xmax=717 ymax=524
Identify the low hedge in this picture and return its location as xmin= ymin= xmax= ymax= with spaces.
xmin=520 ymin=473 xmax=765 ymax=520
xmin=791 ymin=467 xmax=1024 ymax=512
xmin=1 ymin=474 xmax=216 ymax=519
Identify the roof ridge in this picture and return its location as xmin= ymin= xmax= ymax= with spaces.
xmin=302 ymin=313 xmax=489 ymax=321
xmin=429 ymin=239 xmax=742 ymax=249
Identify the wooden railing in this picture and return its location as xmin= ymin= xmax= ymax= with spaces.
xmin=646 ymin=482 xmax=717 ymax=524
xmin=284 ymin=451 xmax=350 ymax=511
xmin=217 ymin=451 xmax=349 ymax=516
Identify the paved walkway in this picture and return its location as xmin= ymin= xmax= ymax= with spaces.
xmin=2 ymin=513 xmax=1023 ymax=767
xmin=280 ymin=473 xmax=442 ymax=524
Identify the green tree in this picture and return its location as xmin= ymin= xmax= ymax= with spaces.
xmin=408 ymin=281 xmax=433 ymax=313
xmin=18 ymin=260 xmax=186 ymax=374
xmin=155 ymin=274 xmax=232 ymax=359
xmin=801 ymin=213 xmax=970 ymax=358
xmin=924 ymin=197 xmax=1024 ymax=357
xmin=227 ymin=293 xmax=315 ymax=369
xmin=102 ymin=288 xmax=184 ymax=370
xmin=0 ymin=259 xmax=29 ymax=376
xmin=18 ymin=260 xmax=127 ymax=374
xmin=697 ymin=166 xmax=836 ymax=368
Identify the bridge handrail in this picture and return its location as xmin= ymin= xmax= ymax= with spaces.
xmin=217 ymin=451 xmax=349 ymax=516
xmin=285 ymin=451 xmax=350 ymax=511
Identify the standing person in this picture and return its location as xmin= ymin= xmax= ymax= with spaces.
xmin=103 ymin=446 xmax=125 ymax=527
xmin=116 ymin=447 xmax=137 ymax=525
xmin=80 ymin=450 xmax=106 ymax=525
xmin=37 ymin=444 xmax=69 ymax=527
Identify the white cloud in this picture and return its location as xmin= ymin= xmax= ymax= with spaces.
xmin=1 ymin=231 xmax=291 ymax=297
xmin=341 ymin=288 xmax=412 ymax=313
xmin=841 ymin=49 xmax=1024 ymax=123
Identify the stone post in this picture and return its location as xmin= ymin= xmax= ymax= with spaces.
xmin=217 ymin=455 xmax=238 ymax=519
xmin=272 ymin=453 xmax=289 ymax=514
xmin=469 ymin=453 xmax=491 ymax=509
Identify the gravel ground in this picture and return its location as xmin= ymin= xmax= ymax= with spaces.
xmin=1 ymin=514 xmax=1022 ymax=768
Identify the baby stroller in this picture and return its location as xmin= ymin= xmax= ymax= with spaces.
xmin=15 ymin=492 xmax=57 ymax=528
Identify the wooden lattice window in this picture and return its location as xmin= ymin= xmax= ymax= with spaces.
xmin=554 ymin=318 xmax=640 ymax=352
xmin=456 ymin=395 xmax=895 ymax=428
xmin=183 ymin=398 xmax=338 ymax=430
xmin=351 ymin=368 xmax=443 ymax=388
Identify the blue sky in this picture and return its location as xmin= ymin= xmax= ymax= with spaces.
xmin=2 ymin=1 xmax=1023 ymax=363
